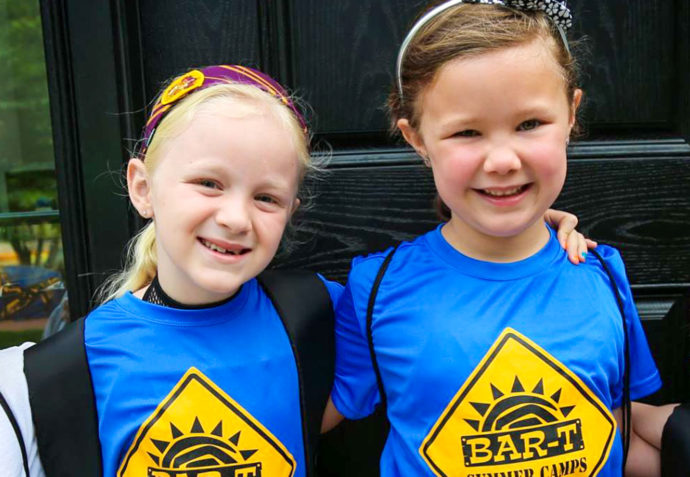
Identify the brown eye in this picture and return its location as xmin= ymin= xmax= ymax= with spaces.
xmin=454 ymin=129 xmax=480 ymax=138
xmin=518 ymin=119 xmax=541 ymax=131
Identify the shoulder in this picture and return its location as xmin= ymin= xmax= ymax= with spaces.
xmin=588 ymin=244 xmax=628 ymax=282
xmin=347 ymin=247 xmax=401 ymax=299
xmin=579 ymin=244 xmax=636 ymax=307
xmin=85 ymin=293 xmax=139 ymax=321
xmin=349 ymin=247 xmax=395 ymax=281
xmin=349 ymin=235 xmax=428 ymax=284
xmin=347 ymin=230 xmax=437 ymax=290
xmin=590 ymin=244 xmax=623 ymax=265
xmin=83 ymin=294 xmax=148 ymax=344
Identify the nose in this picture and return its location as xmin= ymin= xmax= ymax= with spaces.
xmin=483 ymin=143 xmax=522 ymax=175
xmin=215 ymin=195 xmax=252 ymax=233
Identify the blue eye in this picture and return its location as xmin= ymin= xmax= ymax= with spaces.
xmin=518 ymin=119 xmax=541 ymax=131
xmin=194 ymin=179 xmax=222 ymax=190
xmin=256 ymin=194 xmax=279 ymax=205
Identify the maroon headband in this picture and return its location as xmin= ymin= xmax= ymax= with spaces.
xmin=139 ymin=65 xmax=307 ymax=157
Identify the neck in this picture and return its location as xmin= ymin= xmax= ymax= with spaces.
xmin=441 ymin=217 xmax=551 ymax=263
xmin=144 ymin=275 xmax=240 ymax=309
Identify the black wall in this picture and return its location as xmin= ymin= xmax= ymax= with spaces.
xmin=41 ymin=0 xmax=689 ymax=383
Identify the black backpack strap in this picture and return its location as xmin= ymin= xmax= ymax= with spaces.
xmin=0 ymin=389 xmax=30 ymax=477
xmin=366 ymin=245 xmax=400 ymax=410
xmin=257 ymin=270 xmax=335 ymax=477
xmin=24 ymin=317 xmax=102 ymax=477
xmin=589 ymin=249 xmax=631 ymax=469
xmin=661 ymin=402 xmax=690 ymax=476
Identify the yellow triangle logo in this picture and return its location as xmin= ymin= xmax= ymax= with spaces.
xmin=420 ymin=328 xmax=615 ymax=477
xmin=118 ymin=367 xmax=296 ymax=477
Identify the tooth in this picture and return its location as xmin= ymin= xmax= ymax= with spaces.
xmin=204 ymin=240 xmax=230 ymax=254
xmin=485 ymin=186 xmax=521 ymax=197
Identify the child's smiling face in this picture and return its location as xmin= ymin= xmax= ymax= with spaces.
xmin=399 ymin=39 xmax=581 ymax=260
xmin=130 ymin=98 xmax=301 ymax=304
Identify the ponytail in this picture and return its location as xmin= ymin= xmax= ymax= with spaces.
xmin=96 ymin=222 xmax=157 ymax=304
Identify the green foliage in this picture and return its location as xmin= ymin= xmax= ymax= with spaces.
xmin=0 ymin=0 xmax=62 ymax=270
xmin=6 ymin=169 xmax=58 ymax=211
xmin=1 ymin=221 xmax=63 ymax=269
xmin=0 ymin=0 xmax=54 ymax=171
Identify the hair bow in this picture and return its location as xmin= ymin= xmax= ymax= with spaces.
xmin=503 ymin=0 xmax=572 ymax=29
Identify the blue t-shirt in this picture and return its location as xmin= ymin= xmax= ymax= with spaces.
xmin=85 ymin=276 xmax=342 ymax=477
xmin=333 ymin=225 xmax=660 ymax=477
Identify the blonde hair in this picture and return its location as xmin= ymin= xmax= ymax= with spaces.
xmin=97 ymin=83 xmax=312 ymax=303
xmin=388 ymin=2 xmax=580 ymax=220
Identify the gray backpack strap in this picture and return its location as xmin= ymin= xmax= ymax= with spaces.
xmin=24 ymin=318 xmax=102 ymax=477
xmin=0 ymin=389 xmax=30 ymax=476
xmin=257 ymin=270 xmax=335 ymax=477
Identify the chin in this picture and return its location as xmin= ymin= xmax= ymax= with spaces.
xmin=478 ymin=217 xmax=544 ymax=240
xmin=194 ymin=274 xmax=245 ymax=297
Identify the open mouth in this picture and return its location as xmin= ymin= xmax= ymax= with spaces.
xmin=477 ymin=184 xmax=531 ymax=197
xmin=199 ymin=238 xmax=250 ymax=256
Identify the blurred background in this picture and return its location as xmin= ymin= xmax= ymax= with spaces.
xmin=0 ymin=0 xmax=64 ymax=348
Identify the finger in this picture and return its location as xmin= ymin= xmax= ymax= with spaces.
xmin=585 ymin=238 xmax=598 ymax=249
xmin=565 ymin=230 xmax=581 ymax=264
xmin=556 ymin=221 xmax=576 ymax=249
xmin=557 ymin=229 xmax=567 ymax=249
xmin=577 ymin=233 xmax=588 ymax=263
xmin=553 ymin=216 xmax=578 ymax=250
xmin=545 ymin=208 xmax=579 ymax=229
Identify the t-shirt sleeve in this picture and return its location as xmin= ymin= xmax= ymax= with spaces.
xmin=0 ymin=343 xmax=45 ymax=477
xmin=316 ymin=274 xmax=345 ymax=309
xmin=598 ymin=247 xmax=662 ymax=406
xmin=331 ymin=256 xmax=384 ymax=420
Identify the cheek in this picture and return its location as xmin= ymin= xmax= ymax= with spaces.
xmin=532 ymin=152 xmax=567 ymax=203
xmin=431 ymin=149 xmax=480 ymax=190
xmin=530 ymin=140 xmax=567 ymax=178
xmin=256 ymin=212 xmax=291 ymax=243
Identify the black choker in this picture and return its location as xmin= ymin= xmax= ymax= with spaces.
xmin=142 ymin=276 xmax=238 ymax=309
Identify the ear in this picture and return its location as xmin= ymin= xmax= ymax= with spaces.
xmin=290 ymin=197 xmax=301 ymax=216
xmin=397 ymin=118 xmax=427 ymax=159
xmin=127 ymin=158 xmax=153 ymax=219
xmin=569 ymin=89 xmax=583 ymax=130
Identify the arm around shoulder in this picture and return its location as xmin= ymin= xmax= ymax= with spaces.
xmin=613 ymin=406 xmax=659 ymax=477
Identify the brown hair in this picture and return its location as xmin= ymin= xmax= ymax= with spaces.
xmin=388 ymin=2 xmax=581 ymax=219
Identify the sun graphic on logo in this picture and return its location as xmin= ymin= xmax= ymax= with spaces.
xmin=147 ymin=417 xmax=262 ymax=476
xmin=464 ymin=376 xmax=576 ymax=433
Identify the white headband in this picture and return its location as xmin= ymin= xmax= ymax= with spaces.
xmin=395 ymin=0 xmax=572 ymax=100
